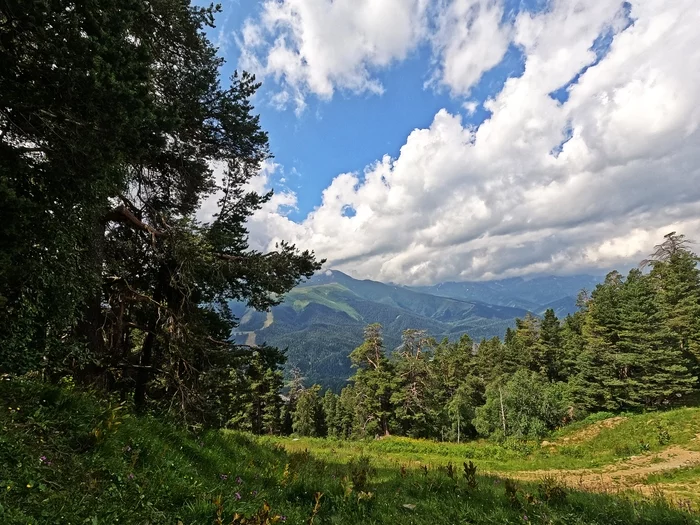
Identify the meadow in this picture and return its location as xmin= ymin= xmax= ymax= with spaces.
xmin=2 ymin=379 xmax=700 ymax=524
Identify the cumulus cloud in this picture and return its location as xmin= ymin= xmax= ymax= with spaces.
xmin=239 ymin=0 xmax=700 ymax=284
xmin=429 ymin=0 xmax=512 ymax=95
xmin=239 ymin=0 xmax=429 ymax=113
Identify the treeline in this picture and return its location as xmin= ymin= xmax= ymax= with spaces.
xmin=0 ymin=1 xmax=321 ymax=424
xmin=285 ymin=233 xmax=700 ymax=442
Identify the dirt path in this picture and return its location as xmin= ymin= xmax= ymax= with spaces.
xmin=510 ymin=446 xmax=700 ymax=498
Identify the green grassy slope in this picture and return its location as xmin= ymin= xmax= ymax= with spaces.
xmin=270 ymin=407 xmax=700 ymax=473
xmin=2 ymin=379 xmax=699 ymax=524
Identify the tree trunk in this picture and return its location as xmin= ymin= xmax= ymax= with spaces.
xmin=75 ymin=217 xmax=107 ymax=384
xmin=134 ymin=263 xmax=168 ymax=410
xmin=499 ymin=386 xmax=507 ymax=435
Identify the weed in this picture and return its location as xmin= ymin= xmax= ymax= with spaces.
xmin=504 ymin=479 xmax=520 ymax=507
xmin=657 ymin=426 xmax=671 ymax=446
xmin=463 ymin=461 xmax=478 ymax=489
xmin=308 ymin=492 xmax=323 ymax=525
xmin=349 ymin=456 xmax=373 ymax=493
xmin=537 ymin=476 xmax=567 ymax=505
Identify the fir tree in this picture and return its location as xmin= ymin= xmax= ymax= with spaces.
xmin=348 ymin=324 xmax=394 ymax=436
xmin=391 ymin=330 xmax=434 ymax=437
xmin=574 ymin=271 xmax=623 ymax=412
xmin=292 ymin=385 xmax=323 ymax=437
xmin=646 ymin=233 xmax=700 ymax=381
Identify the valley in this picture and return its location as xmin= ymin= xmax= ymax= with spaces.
xmin=231 ymin=270 xmax=602 ymax=389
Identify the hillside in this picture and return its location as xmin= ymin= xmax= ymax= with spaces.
xmin=411 ymin=274 xmax=602 ymax=315
xmin=2 ymin=379 xmax=698 ymax=524
xmin=231 ymin=271 xmax=530 ymax=389
xmin=230 ymin=271 xmax=601 ymax=389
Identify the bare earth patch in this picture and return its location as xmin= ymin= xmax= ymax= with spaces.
xmin=510 ymin=446 xmax=700 ymax=502
xmin=556 ymin=416 xmax=627 ymax=445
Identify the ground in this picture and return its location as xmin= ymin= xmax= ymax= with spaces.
xmin=2 ymin=379 xmax=700 ymax=524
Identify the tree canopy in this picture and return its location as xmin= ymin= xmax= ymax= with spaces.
xmin=0 ymin=0 xmax=322 ymax=423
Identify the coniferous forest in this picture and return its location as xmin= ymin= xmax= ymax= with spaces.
xmin=287 ymin=233 xmax=700 ymax=442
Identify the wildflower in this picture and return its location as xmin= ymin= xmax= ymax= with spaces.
xmin=234 ymin=492 xmax=241 ymax=500
xmin=39 ymin=455 xmax=47 ymax=463
xmin=280 ymin=516 xmax=287 ymax=522
xmin=523 ymin=515 xmax=528 ymax=521
xmin=26 ymin=483 xmax=32 ymax=488
xmin=220 ymin=474 xmax=228 ymax=481
xmin=252 ymin=490 xmax=258 ymax=496
xmin=236 ymin=476 xmax=243 ymax=484
xmin=127 ymin=473 xmax=135 ymax=480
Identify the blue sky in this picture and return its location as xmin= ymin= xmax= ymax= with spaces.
xmin=208 ymin=0 xmax=541 ymax=219
xmin=196 ymin=0 xmax=700 ymax=285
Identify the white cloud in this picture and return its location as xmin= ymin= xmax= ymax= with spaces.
xmin=463 ymin=100 xmax=479 ymax=115
xmin=429 ymin=0 xmax=512 ymax=95
xmin=239 ymin=0 xmax=429 ymax=113
xmin=240 ymin=0 xmax=700 ymax=284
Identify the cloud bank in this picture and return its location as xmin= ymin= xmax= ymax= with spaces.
xmin=236 ymin=0 xmax=700 ymax=285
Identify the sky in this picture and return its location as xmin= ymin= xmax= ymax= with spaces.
xmin=198 ymin=0 xmax=700 ymax=285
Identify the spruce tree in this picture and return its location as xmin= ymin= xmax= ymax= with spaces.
xmin=292 ymin=384 xmax=323 ymax=437
xmin=535 ymin=309 xmax=564 ymax=381
xmin=646 ymin=233 xmax=700 ymax=382
xmin=613 ymin=269 xmax=695 ymax=408
xmin=348 ymin=324 xmax=394 ymax=436
xmin=574 ymin=271 xmax=623 ymax=412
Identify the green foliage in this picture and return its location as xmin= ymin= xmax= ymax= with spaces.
xmin=474 ymin=370 xmax=570 ymax=440
xmin=292 ymin=385 xmax=324 ymax=437
xmin=0 ymin=0 xmax=323 ymax=424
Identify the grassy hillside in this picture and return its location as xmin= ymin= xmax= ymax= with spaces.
xmin=2 ymin=379 xmax=699 ymax=524
xmin=234 ymin=275 xmax=529 ymax=389
xmin=270 ymin=408 xmax=700 ymax=472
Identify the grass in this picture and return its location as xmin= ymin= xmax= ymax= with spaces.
xmin=266 ymin=405 xmax=700 ymax=474
xmin=2 ymin=378 xmax=700 ymax=524
xmin=286 ymin=284 xmax=362 ymax=320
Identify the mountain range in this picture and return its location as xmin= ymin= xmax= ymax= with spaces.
xmin=230 ymin=271 xmax=602 ymax=390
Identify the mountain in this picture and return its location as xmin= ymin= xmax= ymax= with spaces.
xmin=410 ymin=274 xmax=602 ymax=311
xmin=230 ymin=271 xmax=601 ymax=390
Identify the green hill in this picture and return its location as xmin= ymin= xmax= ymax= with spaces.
xmin=2 ymin=379 xmax=698 ymax=524
xmin=232 ymin=272 xmax=530 ymax=389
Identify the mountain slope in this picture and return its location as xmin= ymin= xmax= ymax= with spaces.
xmin=233 ymin=271 xmax=529 ymax=390
xmin=231 ymin=271 xmax=603 ymax=389
xmin=411 ymin=274 xmax=602 ymax=310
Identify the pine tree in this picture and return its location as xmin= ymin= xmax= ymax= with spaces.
xmin=391 ymin=330 xmax=434 ymax=437
xmin=292 ymin=385 xmax=323 ymax=437
xmin=574 ymin=271 xmax=623 ymax=412
xmin=348 ymin=324 xmax=394 ymax=436
xmin=446 ymin=376 xmax=484 ymax=442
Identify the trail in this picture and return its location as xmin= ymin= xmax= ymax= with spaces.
xmin=509 ymin=446 xmax=700 ymax=499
